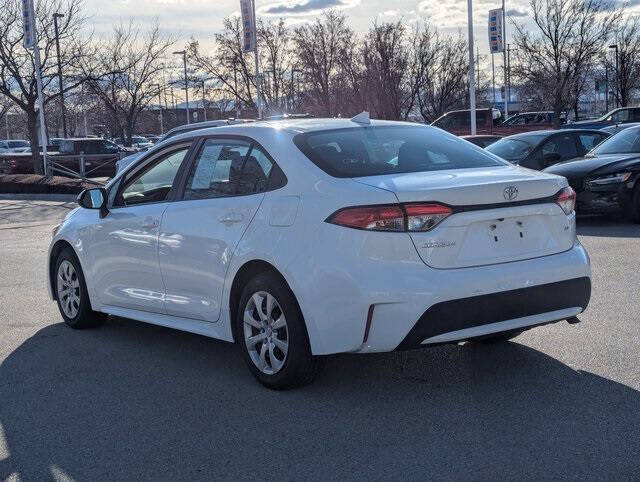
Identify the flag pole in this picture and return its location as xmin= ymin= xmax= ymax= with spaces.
xmin=468 ymin=0 xmax=477 ymax=135
xmin=502 ymin=0 xmax=508 ymax=118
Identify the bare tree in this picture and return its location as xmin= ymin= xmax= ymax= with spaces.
xmin=81 ymin=22 xmax=173 ymax=145
xmin=257 ymin=19 xmax=295 ymax=113
xmin=607 ymin=16 xmax=640 ymax=107
xmin=0 ymin=0 xmax=89 ymax=173
xmin=511 ymin=0 xmax=621 ymax=127
xmin=292 ymin=11 xmax=354 ymax=116
xmin=417 ymin=32 xmax=469 ymax=121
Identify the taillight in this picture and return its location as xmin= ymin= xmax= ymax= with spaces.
xmin=556 ymin=186 xmax=576 ymax=215
xmin=405 ymin=203 xmax=453 ymax=232
xmin=327 ymin=203 xmax=452 ymax=232
xmin=328 ymin=205 xmax=404 ymax=231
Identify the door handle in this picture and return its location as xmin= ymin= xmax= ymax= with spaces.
xmin=141 ymin=217 xmax=159 ymax=229
xmin=218 ymin=213 xmax=244 ymax=225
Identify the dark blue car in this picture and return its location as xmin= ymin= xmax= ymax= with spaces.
xmin=562 ymin=107 xmax=640 ymax=130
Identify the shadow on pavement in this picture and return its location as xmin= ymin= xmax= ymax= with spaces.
xmin=0 ymin=317 xmax=638 ymax=480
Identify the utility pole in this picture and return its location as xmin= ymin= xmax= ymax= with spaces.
xmin=173 ymin=50 xmax=190 ymax=124
xmin=467 ymin=0 xmax=477 ymax=135
xmin=502 ymin=0 xmax=508 ymax=118
xmin=53 ymin=12 xmax=66 ymax=137
xmin=609 ymin=44 xmax=619 ymax=107
xmin=201 ymin=79 xmax=207 ymax=121
xmin=491 ymin=53 xmax=496 ymax=106
xmin=151 ymin=84 xmax=164 ymax=134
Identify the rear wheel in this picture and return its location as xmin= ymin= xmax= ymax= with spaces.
xmin=236 ymin=272 xmax=322 ymax=389
xmin=54 ymin=248 xmax=105 ymax=329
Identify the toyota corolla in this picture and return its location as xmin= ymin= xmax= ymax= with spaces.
xmin=48 ymin=116 xmax=591 ymax=389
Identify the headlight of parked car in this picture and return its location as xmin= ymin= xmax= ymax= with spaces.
xmin=586 ymin=172 xmax=632 ymax=186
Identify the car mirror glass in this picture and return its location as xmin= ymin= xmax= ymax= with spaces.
xmin=78 ymin=188 xmax=106 ymax=210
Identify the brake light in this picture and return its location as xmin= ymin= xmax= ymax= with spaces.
xmin=327 ymin=203 xmax=452 ymax=232
xmin=328 ymin=205 xmax=404 ymax=231
xmin=556 ymin=187 xmax=576 ymax=215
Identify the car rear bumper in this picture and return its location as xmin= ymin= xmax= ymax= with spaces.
xmin=395 ymin=277 xmax=590 ymax=350
xmin=575 ymin=183 xmax=634 ymax=215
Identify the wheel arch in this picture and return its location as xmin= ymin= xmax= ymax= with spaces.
xmin=49 ymin=239 xmax=78 ymax=300
xmin=228 ymin=259 xmax=308 ymax=345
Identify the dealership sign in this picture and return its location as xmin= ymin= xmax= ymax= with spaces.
xmin=488 ymin=8 xmax=504 ymax=54
xmin=22 ymin=0 xmax=35 ymax=49
xmin=240 ymin=0 xmax=256 ymax=53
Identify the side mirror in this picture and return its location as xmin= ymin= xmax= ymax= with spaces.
xmin=543 ymin=152 xmax=562 ymax=166
xmin=77 ymin=188 xmax=109 ymax=217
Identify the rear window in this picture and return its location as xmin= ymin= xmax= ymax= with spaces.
xmin=293 ymin=126 xmax=506 ymax=178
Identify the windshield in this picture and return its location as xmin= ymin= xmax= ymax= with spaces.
xmin=486 ymin=137 xmax=540 ymax=161
xmin=293 ymin=125 xmax=506 ymax=178
xmin=592 ymin=127 xmax=640 ymax=155
xmin=8 ymin=140 xmax=29 ymax=148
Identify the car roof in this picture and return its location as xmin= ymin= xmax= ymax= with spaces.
xmin=505 ymin=129 xmax=605 ymax=140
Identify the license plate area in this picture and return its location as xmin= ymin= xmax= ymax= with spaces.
xmin=487 ymin=218 xmax=528 ymax=245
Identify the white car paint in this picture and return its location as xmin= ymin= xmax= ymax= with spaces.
xmin=48 ymin=118 xmax=591 ymax=357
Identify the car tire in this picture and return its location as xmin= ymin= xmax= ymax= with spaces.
xmin=474 ymin=330 xmax=523 ymax=344
xmin=236 ymin=272 xmax=322 ymax=390
xmin=628 ymin=184 xmax=640 ymax=223
xmin=54 ymin=247 xmax=106 ymax=329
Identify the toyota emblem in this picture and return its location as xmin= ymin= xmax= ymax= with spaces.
xmin=503 ymin=186 xmax=518 ymax=200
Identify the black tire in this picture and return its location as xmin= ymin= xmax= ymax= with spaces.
xmin=54 ymin=247 xmax=106 ymax=329
xmin=628 ymin=184 xmax=640 ymax=223
xmin=474 ymin=329 xmax=523 ymax=344
xmin=236 ymin=272 xmax=322 ymax=390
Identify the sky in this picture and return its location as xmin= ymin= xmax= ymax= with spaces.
xmin=83 ymin=0 xmax=534 ymax=55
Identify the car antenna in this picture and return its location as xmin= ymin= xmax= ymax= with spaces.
xmin=350 ymin=111 xmax=370 ymax=125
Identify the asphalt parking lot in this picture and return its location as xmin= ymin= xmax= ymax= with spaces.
xmin=0 ymin=198 xmax=638 ymax=480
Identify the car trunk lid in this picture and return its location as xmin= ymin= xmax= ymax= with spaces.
xmin=353 ymin=166 xmax=575 ymax=269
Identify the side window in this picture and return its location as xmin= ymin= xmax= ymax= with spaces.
xmin=611 ymin=109 xmax=630 ymax=123
xmin=118 ymin=146 xmax=190 ymax=206
xmin=578 ymin=133 xmax=604 ymax=152
xmin=542 ymin=134 xmax=579 ymax=161
xmin=184 ymin=139 xmax=251 ymax=200
xmin=633 ymin=109 xmax=640 ymax=122
xmin=237 ymin=146 xmax=273 ymax=195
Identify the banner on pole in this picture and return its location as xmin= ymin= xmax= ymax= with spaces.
xmin=22 ymin=0 xmax=35 ymax=49
xmin=488 ymin=8 xmax=504 ymax=54
xmin=240 ymin=0 xmax=256 ymax=53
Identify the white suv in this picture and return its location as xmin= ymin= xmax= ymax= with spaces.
xmin=48 ymin=117 xmax=591 ymax=389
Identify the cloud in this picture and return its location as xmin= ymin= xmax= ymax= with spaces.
xmin=261 ymin=0 xmax=360 ymax=16
xmin=506 ymin=8 xmax=528 ymax=17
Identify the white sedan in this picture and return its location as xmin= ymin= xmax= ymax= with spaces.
xmin=48 ymin=116 xmax=591 ymax=389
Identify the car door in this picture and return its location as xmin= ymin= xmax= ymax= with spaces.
xmin=158 ymin=137 xmax=281 ymax=322
xmin=88 ymin=142 xmax=193 ymax=313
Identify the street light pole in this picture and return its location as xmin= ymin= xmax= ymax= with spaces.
xmin=201 ymin=79 xmax=207 ymax=121
xmin=53 ymin=13 xmax=66 ymax=137
xmin=467 ymin=0 xmax=477 ymax=135
xmin=502 ymin=0 xmax=508 ymax=118
xmin=151 ymin=83 xmax=164 ymax=134
xmin=173 ymin=50 xmax=190 ymax=124
xmin=609 ymin=44 xmax=619 ymax=107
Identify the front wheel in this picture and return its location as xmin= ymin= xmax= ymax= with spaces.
xmin=54 ymin=247 xmax=105 ymax=329
xmin=236 ymin=272 xmax=322 ymax=389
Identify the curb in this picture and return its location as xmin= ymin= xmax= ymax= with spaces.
xmin=0 ymin=193 xmax=77 ymax=202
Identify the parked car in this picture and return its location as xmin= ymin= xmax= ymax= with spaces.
xmin=114 ymin=136 xmax=154 ymax=151
xmin=0 ymin=139 xmax=30 ymax=153
xmin=501 ymin=111 xmax=565 ymax=128
xmin=600 ymin=122 xmax=640 ymax=136
xmin=486 ymin=129 xmax=609 ymax=170
xmin=544 ymin=125 xmax=640 ymax=221
xmin=563 ymin=107 xmax=640 ymax=130
xmin=48 ymin=116 xmax=591 ymax=389
xmin=462 ymin=135 xmax=502 ymax=148
xmin=431 ymin=108 xmax=503 ymax=136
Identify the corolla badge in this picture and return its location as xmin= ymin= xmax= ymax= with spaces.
xmin=503 ymin=185 xmax=519 ymax=200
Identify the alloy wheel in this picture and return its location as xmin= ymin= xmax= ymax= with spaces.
xmin=243 ymin=291 xmax=289 ymax=375
xmin=57 ymin=260 xmax=81 ymax=319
